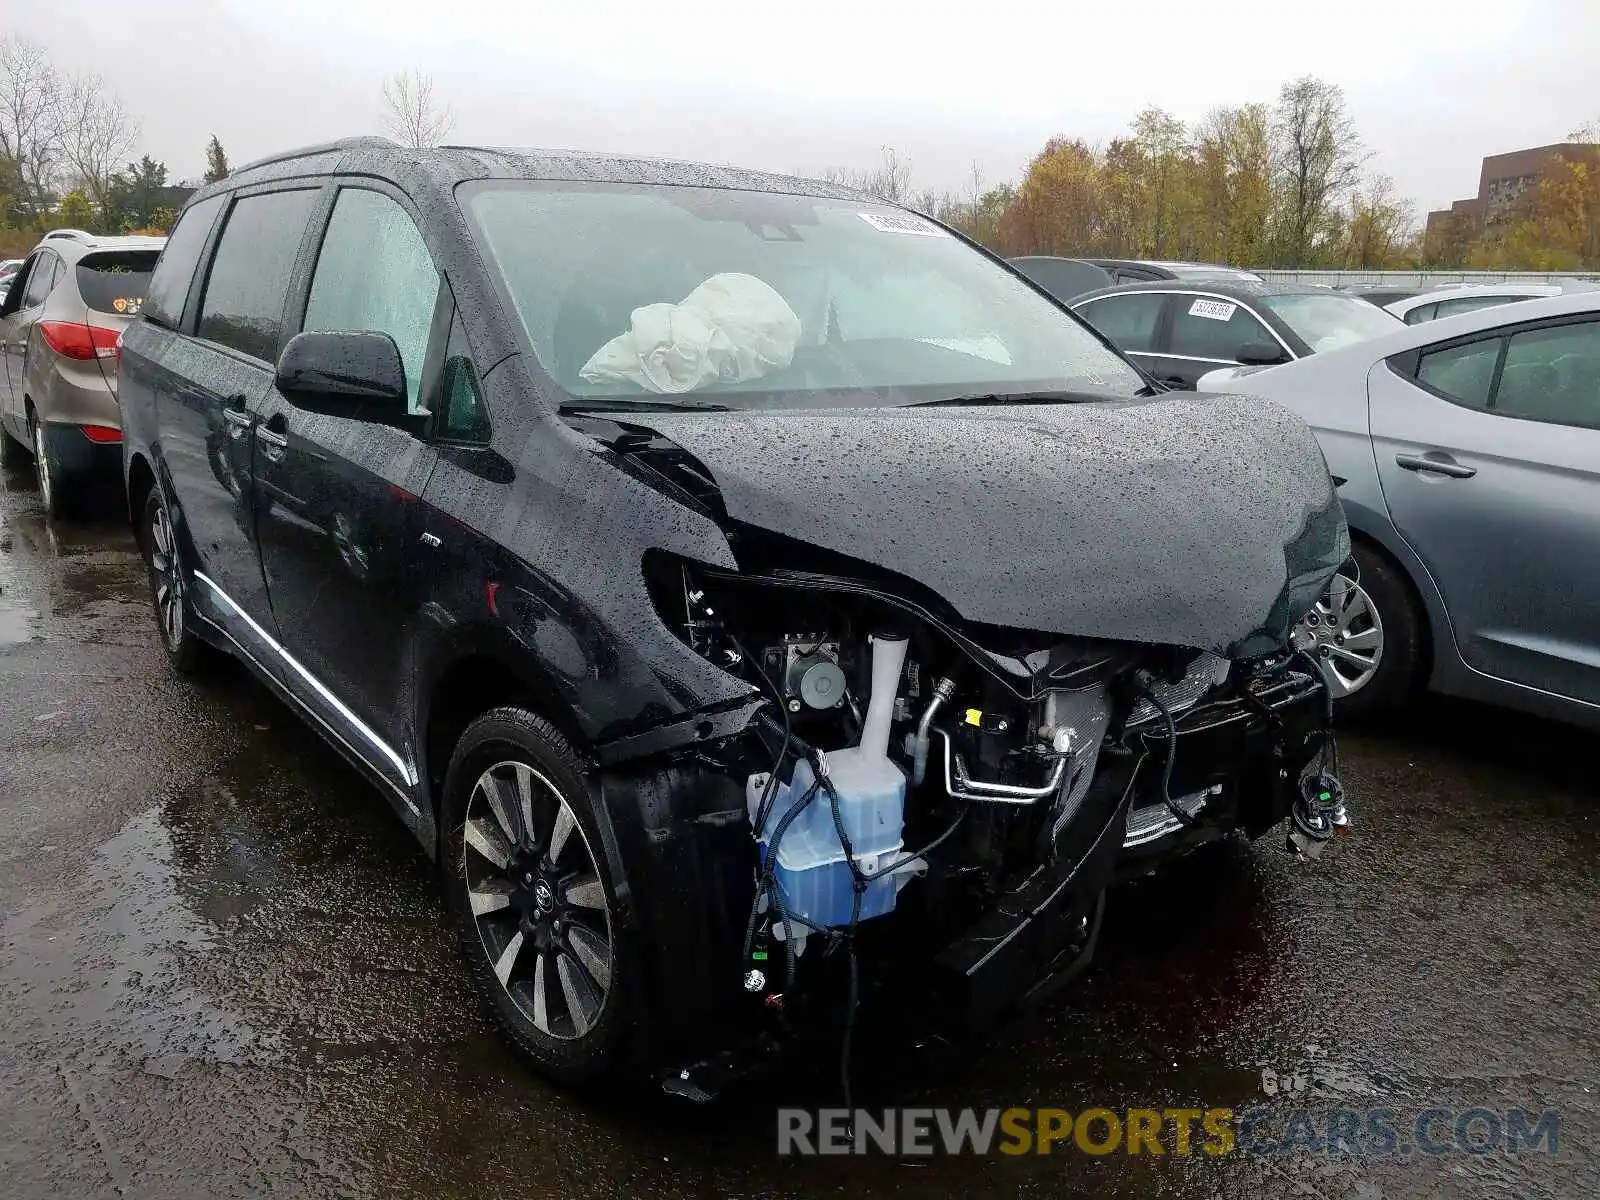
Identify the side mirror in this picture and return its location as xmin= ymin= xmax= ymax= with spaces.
xmin=1237 ymin=340 xmax=1290 ymax=367
xmin=275 ymin=330 xmax=410 ymax=422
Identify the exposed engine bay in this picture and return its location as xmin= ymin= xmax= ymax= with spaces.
xmin=641 ymin=549 xmax=1350 ymax=1094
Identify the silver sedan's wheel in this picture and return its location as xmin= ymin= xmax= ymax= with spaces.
xmin=462 ymin=759 xmax=614 ymax=1041
xmin=1294 ymin=570 xmax=1384 ymax=697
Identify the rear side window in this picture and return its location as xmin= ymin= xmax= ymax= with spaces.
xmin=198 ymin=188 xmax=318 ymax=361
xmin=1403 ymin=303 xmax=1436 ymax=325
xmin=144 ymin=194 xmax=225 ymax=328
xmin=1416 ymin=338 xmax=1499 ymax=409
xmin=76 ymin=251 xmax=160 ymax=316
xmin=1495 ymin=321 xmax=1600 ymax=429
xmin=1075 ymin=293 xmax=1164 ymax=352
xmin=1168 ymin=296 xmax=1274 ymax=359
xmin=22 ymin=251 xmax=59 ymax=306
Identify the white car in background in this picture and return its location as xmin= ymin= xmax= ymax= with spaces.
xmin=1386 ymin=280 xmax=1599 ymax=325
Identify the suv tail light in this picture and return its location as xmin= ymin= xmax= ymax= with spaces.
xmin=38 ymin=320 xmax=121 ymax=361
xmin=81 ymin=424 xmax=123 ymax=444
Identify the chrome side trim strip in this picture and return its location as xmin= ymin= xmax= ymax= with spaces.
xmin=193 ymin=571 xmax=421 ymax=793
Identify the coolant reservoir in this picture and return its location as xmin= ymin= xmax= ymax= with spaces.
xmin=746 ymin=633 xmax=909 ymax=927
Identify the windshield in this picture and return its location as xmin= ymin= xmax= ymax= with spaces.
xmin=1259 ymin=293 xmax=1402 ymax=353
xmin=463 ymin=180 xmax=1144 ymax=409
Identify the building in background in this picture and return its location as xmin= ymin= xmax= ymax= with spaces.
xmin=1425 ymin=143 xmax=1600 ymax=244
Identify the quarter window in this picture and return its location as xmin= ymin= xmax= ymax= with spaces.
xmin=1075 ymin=293 xmax=1165 ymax=353
xmin=303 ymin=188 xmax=440 ymax=412
xmin=1416 ymin=338 xmax=1499 ymax=409
xmin=1168 ymin=296 xmax=1275 ymax=360
xmin=144 ymin=194 xmax=225 ymax=328
xmin=197 ymin=188 xmax=318 ymax=362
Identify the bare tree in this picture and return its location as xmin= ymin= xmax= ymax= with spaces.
xmin=0 ymin=35 xmax=62 ymax=221
xmin=56 ymin=72 xmax=140 ymax=225
xmin=1269 ymin=77 xmax=1367 ymax=266
xmin=821 ymin=146 xmax=914 ymax=205
xmin=381 ymin=69 xmax=454 ymax=149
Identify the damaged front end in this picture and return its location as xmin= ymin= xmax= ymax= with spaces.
xmin=608 ymin=547 xmax=1346 ymax=1097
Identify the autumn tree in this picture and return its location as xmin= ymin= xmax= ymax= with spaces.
xmin=1342 ymin=175 xmax=1414 ymax=268
xmin=382 ymin=69 xmax=454 ymax=149
xmin=999 ymin=137 xmax=1108 ymax=257
xmin=204 ymin=134 xmax=230 ymax=183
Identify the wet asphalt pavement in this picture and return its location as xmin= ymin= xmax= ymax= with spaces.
xmin=1 ymin=464 xmax=1596 ymax=1200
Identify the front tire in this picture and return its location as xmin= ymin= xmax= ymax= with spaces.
xmin=440 ymin=708 xmax=637 ymax=1087
xmin=1294 ymin=542 xmax=1422 ymax=716
xmin=140 ymin=485 xmax=206 ymax=674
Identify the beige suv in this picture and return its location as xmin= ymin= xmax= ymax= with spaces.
xmin=0 ymin=230 xmax=166 ymax=517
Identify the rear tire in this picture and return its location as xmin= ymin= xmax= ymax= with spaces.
xmin=440 ymin=707 xmax=639 ymax=1089
xmin=139 ymin=485 xmax=206 ymax=674
xmin=30 ymin=414 xmax=73 ymax=520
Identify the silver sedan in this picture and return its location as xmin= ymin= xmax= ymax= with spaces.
xmin=1206 ymin=291 xmax=1600 ymax=728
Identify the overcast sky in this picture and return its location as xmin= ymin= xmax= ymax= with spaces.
xmin=13 ymin=0 xmax=1600 ymax=215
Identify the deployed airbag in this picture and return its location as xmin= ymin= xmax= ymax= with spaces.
xmin=579 ymin=272 xmax=801 ymax=394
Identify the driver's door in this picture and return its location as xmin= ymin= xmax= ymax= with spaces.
xmin=252 ymin=183 xmax=445 ymax=776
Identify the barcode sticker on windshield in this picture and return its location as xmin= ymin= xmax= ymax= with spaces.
xmin=1188 ymin=298 xmax=1237 ymax=321
xmin=858 ymin=211 xmax=949 ymax=237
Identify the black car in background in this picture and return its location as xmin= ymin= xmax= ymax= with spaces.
xmin=1088 ymin=258 xmax=1264 ymax=286
xmin=1071 ymin=279 xmax=1403 ymax=388
xmin=118 ymin=138 xmax=1349 ymax=1092
xmin=1008 ymin=256 xmax=1113 ymax=302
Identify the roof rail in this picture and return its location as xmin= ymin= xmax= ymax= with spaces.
xmin=233 ymin=136 xmax=399 ymax=175
xmin=42 ymin=228 xmax=95 ymax=243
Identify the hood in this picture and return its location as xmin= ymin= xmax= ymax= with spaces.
xmin=619 ymin=394 xmax=1347 ymax=657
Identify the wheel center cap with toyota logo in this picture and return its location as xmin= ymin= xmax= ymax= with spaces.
xmin=534 ymin=880 xmax=555 ymax=912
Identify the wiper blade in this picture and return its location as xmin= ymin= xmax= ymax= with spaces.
xmin=907 ymin=390 xmax=1103 ymax=408
xmin=559 ymin=399 xmax=731 ymax=414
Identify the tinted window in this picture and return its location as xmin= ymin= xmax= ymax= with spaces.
xmin=1403 ymin=302 xmax=1437 ymax=325
xmin=1169 ymin=296 xmax=1274 ymax=359
xmin=1431 ymin=295 xmax=1520 ymax=320
xmin=1010 ymin=257 xmax=1112 ymax=303
xmin=23 ymin=251 xmax=59 ymax=306
xmin=144 ymin=194 xmax=224 ymax=327
xmin=1494 ymin=321 xmax=1600 ymax=429
xmin=1076 ymin=293 xmax=1165 ymax=352
xmin=198 ymin=189 xmax=318 ymax=361
xmin=1416 ymin=338 xmax=1499 ymax=408
xmin=303 ymin=188 xmax=440 ymax=411
xmin=76 ymin=251 xmax=160 ymax=316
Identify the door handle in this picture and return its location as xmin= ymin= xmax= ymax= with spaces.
xmin=1396 ymin=452 xmax=1476 ymax=479
xmin=222 ymin=408 xmax=255 ymax=431
xmin=255 ymin=418 xmax=288 ymax=463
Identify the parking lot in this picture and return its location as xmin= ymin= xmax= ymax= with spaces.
xmin=0 ymin=463 xmax=1595 ymax=1199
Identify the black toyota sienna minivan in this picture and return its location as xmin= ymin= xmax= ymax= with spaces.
xmin=120 ymin=137 xmax=1350 ymax=1092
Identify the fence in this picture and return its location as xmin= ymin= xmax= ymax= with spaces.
xmin=1251 ymin=269 xmax=1600 ymax=287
